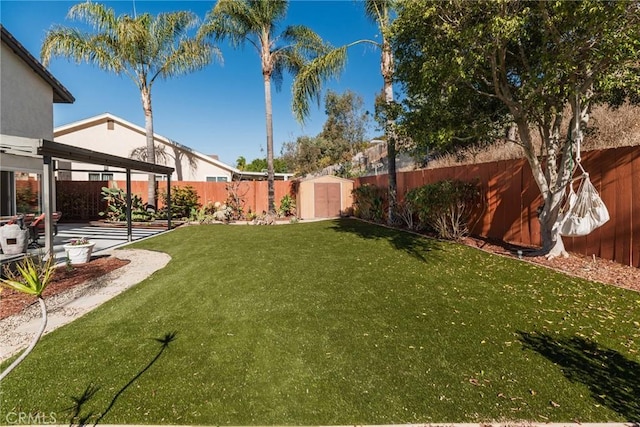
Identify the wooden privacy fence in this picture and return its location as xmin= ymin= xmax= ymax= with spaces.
xmin=57 ymin=180 xmax=295 ymax=220
xmin=355 ymin=146 xmax=639 ymax=268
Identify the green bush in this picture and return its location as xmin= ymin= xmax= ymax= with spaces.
xmin=159 ymin=186 xmax=201 ymax=220
xmin=405 ymin=179 xmax=480 ymax=240
xmin=351 ymin=184 xmax=387 ymax=222
xmin=99 ymin=187 xmax=150 ymax=222
xmin=278 ymin=194 xmax=296 ymax=217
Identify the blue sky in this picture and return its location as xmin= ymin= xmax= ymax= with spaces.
xmin=1 ymin=0 xmax=386 ymax=166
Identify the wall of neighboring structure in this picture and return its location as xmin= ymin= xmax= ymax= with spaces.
xmin=55 ymin=118 xmax=233 ymax=182
xmin=297 ymin=175 xmax=353 ymax=219
xmin=0 ymin=42 xmax=53 ymax=140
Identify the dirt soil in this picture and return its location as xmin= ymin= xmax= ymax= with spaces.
xmin=0 ymin=256 xmax=130 ymax=319
xmin=462 ymin=236 xmax=640 ymax=293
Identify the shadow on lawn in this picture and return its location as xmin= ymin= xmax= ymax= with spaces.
xmin=64 ymin=331 xmax=177 ymax=426
xmin=518 ymin=331 xmax=640 ymax=422
xmin=330 ymin=218 xmax=440 ymax=262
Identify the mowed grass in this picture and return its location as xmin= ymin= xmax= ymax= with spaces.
xmin=1 ymin=219 xmax=639 ymax=424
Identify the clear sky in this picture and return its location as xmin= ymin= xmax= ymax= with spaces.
xmin=0 ymin=0 xmax=385 ymax=166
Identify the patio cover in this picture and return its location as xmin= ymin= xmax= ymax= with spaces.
xmin=0 ymin=135 xmax=174 ymax=256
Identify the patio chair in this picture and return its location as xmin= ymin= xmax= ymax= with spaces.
xmin=28 ymin=211 xmax=62 ymax=248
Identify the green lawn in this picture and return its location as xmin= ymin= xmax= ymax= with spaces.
xmin=1 ymin=219 xmax=638 ymax=424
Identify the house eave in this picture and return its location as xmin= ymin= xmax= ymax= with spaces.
xmin=1 ymin=25 xmax=75 ymax=104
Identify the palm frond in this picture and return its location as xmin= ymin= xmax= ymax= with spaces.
xmin=364 ymin=0 xmax=396 ymax=26
xmin=292 ymin=46 xmax=348 ymax=124
xmin=67 ymin=1 xmax=116 ymax=33
xmin=201 ymin=0 xmax=255 ymax=46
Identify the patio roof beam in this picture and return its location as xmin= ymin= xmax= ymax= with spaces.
xmin=37 ymin=139 xmax=174 ymax=175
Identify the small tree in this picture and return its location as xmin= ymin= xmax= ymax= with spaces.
xmin=392 ymin=0 xmax=640 ymax=257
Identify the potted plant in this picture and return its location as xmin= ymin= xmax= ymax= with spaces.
xmin=63 ymin=237 xmax=95 ymax=265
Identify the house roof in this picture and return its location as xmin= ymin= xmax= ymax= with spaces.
xmin=55 ymin=112 xmax=239 ymax=174
xmin=55 ymin=112 xmax=295 ymax=180
xmin=0 ymin=25 xmax=75 ymax=104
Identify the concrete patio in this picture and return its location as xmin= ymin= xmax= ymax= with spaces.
xmin=1 ymin=222 xmax=168 ymax=266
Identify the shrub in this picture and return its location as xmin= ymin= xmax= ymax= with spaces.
xmin=405 ymin=179 xmax=480 ymax=240
xmin=158 ymin=186 xmax=201 ymax=220
xmin=278 ymin=194 xmax=296 ymax=217
xmin=351 ymin=184 xmax=387 ymax=222
xmin=99 ymin=187 xmax=150 ymax=222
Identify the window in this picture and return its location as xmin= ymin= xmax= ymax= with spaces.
xmin=89 ymin=173 xmax=113 ymax=181
xmin=206 ymin=176 xmax=228 ymax=182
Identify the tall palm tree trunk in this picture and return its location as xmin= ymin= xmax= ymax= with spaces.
xmin=382 ymin=38 xmax=396 ymax=225
xmin=142 ymin=87 xmax=157 ymax=206
xmin=264 ymin=74 xmax=276 ymax=214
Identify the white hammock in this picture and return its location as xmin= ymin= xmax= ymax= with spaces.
xmin=558 ymin=171 xmax=610 ymax=237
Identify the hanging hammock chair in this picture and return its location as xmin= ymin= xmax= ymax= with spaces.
xmin=558 ymin=159 xmax=610 ymax=237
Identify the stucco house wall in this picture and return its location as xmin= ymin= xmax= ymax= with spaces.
xmin=0 ymin=25 xmax=74 ymax=215
xmin=54 ymin=113 xmax=235 ymax=182
xmin=0 ymin=43 xmax=53 ymax=141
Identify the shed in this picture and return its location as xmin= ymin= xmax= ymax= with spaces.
xmin=297 ymin=175 xmax=354 ymax=219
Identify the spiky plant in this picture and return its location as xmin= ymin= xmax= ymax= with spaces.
xmin=0 ymin=256 xmax=54 ymax=381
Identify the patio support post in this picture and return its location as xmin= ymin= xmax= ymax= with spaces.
xmin=126 ymin=169 xmax=132 ymax=242
xmin=42 ymin=154 xmax=54 ymax=257
xmin=166 ymin=174 xmax=171 ymax=230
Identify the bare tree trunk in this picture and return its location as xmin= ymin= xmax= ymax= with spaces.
xmin=514 ymin=117 xmax=570 ymax=258
xmin=142 ymin=86 xmax=157 ymax=207
xmin=264 ymin=74 xmax=275 ymax=214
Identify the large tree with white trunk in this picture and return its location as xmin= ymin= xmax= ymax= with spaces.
xmin=392 ymin=0 xmax=640 ymax=257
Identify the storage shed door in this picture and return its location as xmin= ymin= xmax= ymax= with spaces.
xmin=314 ymin=183 xmax=341 ymax=218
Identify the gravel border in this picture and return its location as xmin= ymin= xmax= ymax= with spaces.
xmin=0 ymin=248 xmax=170 ymax=362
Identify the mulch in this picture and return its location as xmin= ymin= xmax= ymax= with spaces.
xmin=0 ymin=256 xmax=129 ymax=319
xmin=461 ymin=235 xmax=640 ymax=293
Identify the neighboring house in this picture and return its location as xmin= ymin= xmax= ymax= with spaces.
xmin=0 ymin=25 xmax=75 ymax=216
xmin=54 ymin=113 xmax=294 ymax=182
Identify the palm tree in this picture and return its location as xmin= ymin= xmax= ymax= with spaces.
xmin=293 ymin=0 xmax=398 ymax=224
xmin=42 ymin=1 xmax=218 ymax=206
xmin=200 ymin=0 xmax=330 ymax=213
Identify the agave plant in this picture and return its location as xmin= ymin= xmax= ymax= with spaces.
xmin=0 ymin=256 xmax=54 ymax=381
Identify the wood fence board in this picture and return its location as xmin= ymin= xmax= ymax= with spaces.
xmin=503 ymin=161 xmax=523 ymax=243
xmin=632 ymin=148 xmax=640 ymax=267
xmin=614 ymin=151 xmax=632 ymax=266
xmin=353 ymin=147 xmax=638 ymax=267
